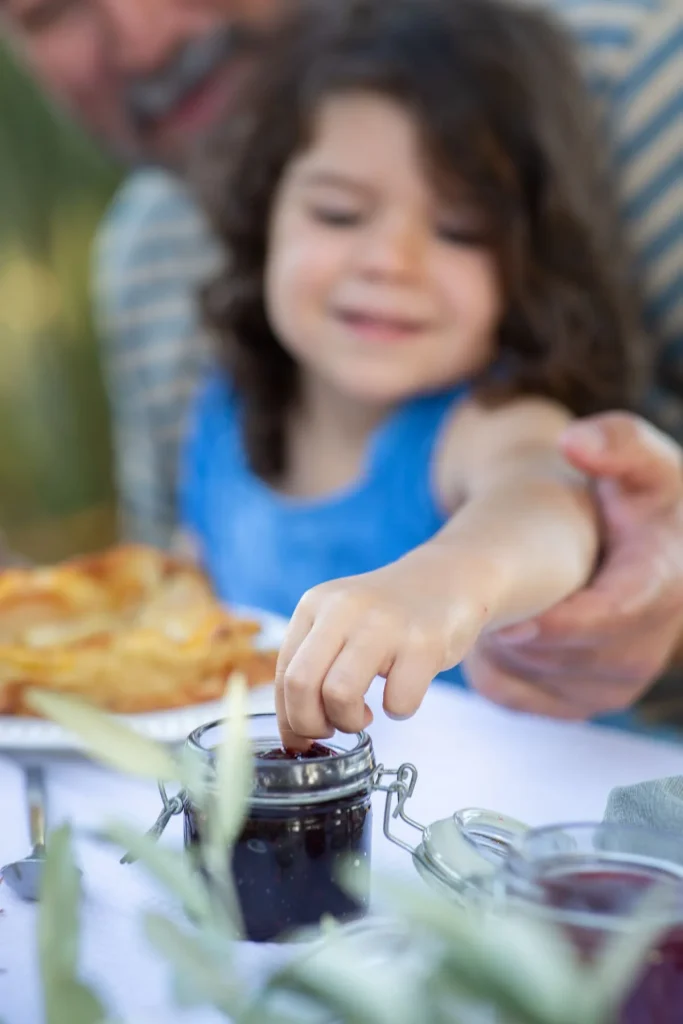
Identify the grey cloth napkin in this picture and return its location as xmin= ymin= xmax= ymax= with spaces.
xmin=604 ymin=776 xmax=683 ymax=833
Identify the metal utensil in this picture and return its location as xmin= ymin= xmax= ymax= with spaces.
xmin=1 ymin=764 xmax=47 ymax=901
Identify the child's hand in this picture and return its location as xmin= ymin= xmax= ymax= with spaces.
xmin=274 ymin=555 xmax=489 ymax=749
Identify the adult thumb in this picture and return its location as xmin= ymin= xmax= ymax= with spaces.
xmin=560 ymin=412 xmax=682 ymax=501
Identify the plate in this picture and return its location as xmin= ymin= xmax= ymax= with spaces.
xmin=0 ymin=607 xmax=288 ymax=753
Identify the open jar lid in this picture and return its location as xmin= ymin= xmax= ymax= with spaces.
xmin=373 ymin=763 xmax=529 ymax=897
xmin=187 ymin=714 xmax=377 ymax=807
xmin=412 ymin=809 xmax=529 ymax=896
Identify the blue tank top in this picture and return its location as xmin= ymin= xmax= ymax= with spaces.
xmin=177 ymin=377 xmax=665 ymax=734
xmin=180 ymin=375 xmax=468 ymax=685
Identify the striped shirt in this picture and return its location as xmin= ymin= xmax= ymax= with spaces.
xmin=93 ymin=170 xmax=217 ymax=547
xmin=94 ymin=0 xmax=683 ymax=549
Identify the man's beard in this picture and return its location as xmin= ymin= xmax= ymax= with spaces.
xmin=124 ymin=22 xmax=262 ymax=162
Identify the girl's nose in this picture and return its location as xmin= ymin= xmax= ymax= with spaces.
xmin=355 ymin=215 xmax=423 ymax=282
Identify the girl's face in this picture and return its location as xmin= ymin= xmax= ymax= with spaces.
xmin=265 ymin=92 xmax=503 ymax=408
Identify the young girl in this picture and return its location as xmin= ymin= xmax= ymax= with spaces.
xmin=182 ymin=0 xmax=641 ymax=747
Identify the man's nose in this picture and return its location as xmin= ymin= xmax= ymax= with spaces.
xmin=98 ymin=0 xmax=191 ymax=74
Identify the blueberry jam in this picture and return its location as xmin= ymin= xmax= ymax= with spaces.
xmin=258 ymin=742 xmax=337 ymax=761
xmin=184 ymin=741 xmax=372 ymax=942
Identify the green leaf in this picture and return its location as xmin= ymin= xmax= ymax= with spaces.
xmin=265 ymin=937 xmax=419 ymax=1024
xmin=38 ymin=824 xmax=106 ymax=1024
xmin=213 ymin=671 xmax=253 ymax=852
xmin=178 ymin=742 xmax=209 ymax=810
xmin=241 ymin=989 xmax=334 ymax=1024
xmin=26 ymin=689 xmax=179 ymax=781
xmin=319 ymin=915 xmax=341 ymax=939
xmin=39 ymin=824 xmax=81 ymax=982
xmin=199 ymin=672 xmax=252 ymax=935
xmin=45 ymin=980 xmax=107 ymax=1024
xmin=144 ymin=912 xmax=244 ymax=1015
xmin=103 ymin=822 xmax=217 ymax=928
xmin=373 ymin=876 xmax=605 ymax=1024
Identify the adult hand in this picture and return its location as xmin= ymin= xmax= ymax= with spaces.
xmin=465 ymin=413 xmax=683 ymax=718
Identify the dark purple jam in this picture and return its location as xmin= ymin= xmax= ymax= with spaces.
xmin=258 ymin=742 xmax=337 ymax=762
xmin=540 ymin=868 xmax=683 ymax=1023
xmin=184 ymin=741 xmax=372 ymax=942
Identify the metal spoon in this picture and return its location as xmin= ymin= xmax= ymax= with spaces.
xmin=1 ymin=764 xmax=47 ymax=901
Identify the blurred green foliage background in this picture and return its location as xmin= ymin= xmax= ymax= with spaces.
xmin=0 ymin=41 xmax=121 ymax=562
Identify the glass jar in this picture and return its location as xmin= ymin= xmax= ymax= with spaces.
xmin=379 ymin=790 xmax=683 ymax=1024
xmin=160 ymin=714 xmax=377 ymax=943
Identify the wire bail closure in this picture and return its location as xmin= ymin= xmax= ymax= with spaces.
xmin=372 ymin=763 xmax=425 ymax=853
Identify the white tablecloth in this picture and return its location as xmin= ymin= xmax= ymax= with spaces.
xmin=1 ymin=680 xmax=682 ymax=1024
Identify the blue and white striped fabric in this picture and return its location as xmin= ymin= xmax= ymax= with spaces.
xmin=93 ymin=169 xmax=216 ymax=547
xmin=558 ymin=0 xmax=683 ymax=432
xmin=94 ymin=0 xmax=683 ymax=548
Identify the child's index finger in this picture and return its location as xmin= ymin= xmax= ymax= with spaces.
xmin=275 ymin=675 xmax=313 ymax=752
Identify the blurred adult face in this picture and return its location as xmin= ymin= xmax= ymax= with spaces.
xmin=1 ymin=0 xmax=283 ymax=167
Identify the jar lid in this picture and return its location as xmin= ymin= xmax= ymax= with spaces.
xmin=187 ymin=714 xmax=376 ymax=807
xmin=412 ymin=809 xmax=529 ymax=895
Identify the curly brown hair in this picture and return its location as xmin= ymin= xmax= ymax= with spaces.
xmin=197 ymin=0 xmax=643 ymax=481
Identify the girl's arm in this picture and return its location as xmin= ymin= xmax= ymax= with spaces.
xmin=427 ymin=395 xmax=599 ymax=630
xmin=276 ymin=397 xmax=600 ymax=748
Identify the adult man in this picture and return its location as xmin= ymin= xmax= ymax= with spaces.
xmin=3 ymin=0 xmax=683 ymax=723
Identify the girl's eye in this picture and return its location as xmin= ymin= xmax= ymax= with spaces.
xmin=436 ymin=223 xmax=488 ymax=247
xmin=309 ymin=206 xmax=363 ymax=228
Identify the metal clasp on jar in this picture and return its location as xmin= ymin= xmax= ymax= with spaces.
xmin=372 ymin=763 xmax=426 ymax=852
xmin=121 ymin=782 xmax=185 ymax=864
xmin=371 ymin=764 xmax=529 ymax=900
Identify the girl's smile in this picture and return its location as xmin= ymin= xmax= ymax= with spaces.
xmin=265 ymin=92 xmax=502 ymax=411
